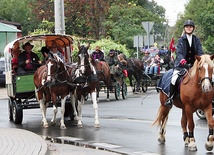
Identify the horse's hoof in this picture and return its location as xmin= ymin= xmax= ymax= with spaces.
xmin=60 ymin=125 xmax=67 ymax=130
xmin=158 ymin=137 xmax=165 ymax=144
xmin=135 ymin=92 xmax=139 ymax=94
xmin=74 ymin=116 xmax=78 ymax=121
xmin=106 ymin=98 xmax=110 ymax=101
xmin=94 ymin=123 xmax=100 ymax=128
xmin=50 ymin=121 xmax=56 ymax=126
xmin=188 ymin=138 xmax=197 ymax=152
xmin=188 ymin=146 xmax=197 ymax=152
xmin=184 ymin=137 xmax=189 ymax=147
xmin=205 ymin=142 xmax=213 ymax=151
xmin=43 ymin=124 xmax=49 ymax=128
xmin=77 ymin=124 xmax=83 ymax=128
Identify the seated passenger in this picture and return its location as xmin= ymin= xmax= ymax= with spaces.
xmin=145 ymin=54 xmax=163 ymax=75
xmin=141 ymin=51 xmax=152 ymax=69
xmin=17 ymin=42 xmax=41 ymax=75
xmin=105 ymin=50 xmax=119 ymax=80
xmin=49 ymin=42 xmax=65 ymax=62
xmin=11 ymin=48 xmax=21 ymax=73
xmin=91 ymin=46 xmax=105 ymax=61
xmin=40 ymin=46 xmax=50 ymax=64
xmin=116 ymin=53 xmax=127 ymax=77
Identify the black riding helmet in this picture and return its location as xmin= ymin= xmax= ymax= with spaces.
xmin=183 ymin=20 xmax=195 ymax=34
xmin=183 ymin=20 xmax=195 ymax=27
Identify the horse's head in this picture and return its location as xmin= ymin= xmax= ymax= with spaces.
xmin=77 ymin=43 xmax=90 ymax=74
xmin=193 ymin=54 xmax=214 ymax=92
xmin=45 ymin=54 xmax=59 ymax=82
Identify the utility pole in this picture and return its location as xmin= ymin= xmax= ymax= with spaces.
xmin=54 ymin=0 xmax=65 ymax=34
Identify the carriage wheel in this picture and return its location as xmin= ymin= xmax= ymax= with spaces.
xmin=196 ymin=109 xmax=206 ymax=119
xmin=122 ymin=82 xmax=127 ymax=99
xmin=141 ymin=80 xmax=148 ymax=93
xmin=115 ymin=82 xmax=120 ymax=100
xmin=12 ymin=99 xmax=23 ymax=124
xmin=8 ymin=98 xmax=13 ymax=121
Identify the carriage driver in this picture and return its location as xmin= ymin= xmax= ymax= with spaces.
xmin=165 ymin=19 xmax=204 ymax=107
xmin=105 ymin=50 xmax=119 ymax=80
xmin=17 ymin=42 xmax=42 ymax=75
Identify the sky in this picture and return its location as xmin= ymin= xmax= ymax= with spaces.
xmin=153 ymin=0 xmax=188 ymax=26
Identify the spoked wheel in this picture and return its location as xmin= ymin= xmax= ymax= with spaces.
xmin=141 ymin=80 xmax=148 ymax=92
xmin=122 ymin=82 xmax=127 ymax=99
xmin=12 ymin=99 xmax=23 ymax=124
xmin=115 ymin=82 xmax=120 ymax=100
xmin=8 ymin=98 xmax=13 ymax=121
xmin=196 ymin=109 xmax=206 ymax=119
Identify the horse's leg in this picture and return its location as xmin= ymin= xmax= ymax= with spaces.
xmin=36 ymin=90 xmax=49 ymax=128
xmin=157 ymin=105 xmax=170 ymax=144
xmin=91 ymin=91 xmax=100 ymax=128
xmin=106 ymin=77 xmax=110 ymax=101
xmin=205 ymin=105 xmax=214 ymax=151
xmin=50 ymin=95 xmax=58 ymax=126
xmin=181 ymin=109 xmax=189 ymax=147
xmin=185 ymin=109 xmax=197 ymax=151
xmin=96 ymin=89 xmax=100 ymax=102
xmin=59 ymin=96 xmax=67 ymax=129
xmin=76 ymin=97 xmax=84 ymax=127
xmin=39 ymin=97 xmax=49 ymax=128
xmin=135 ymin=74 xmax=141 ymax=93
xmin=154 ymin=93 xmax=171 ymax=144
xmin=70 ymin=92 xmax=78 ymax=121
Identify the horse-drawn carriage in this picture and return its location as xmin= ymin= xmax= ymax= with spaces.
xmin=4 ymin=34 xmax=74 ymax=124
xmin=127 ymin=57 xmax=165 ymax=93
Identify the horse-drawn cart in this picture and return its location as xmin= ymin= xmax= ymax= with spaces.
xmin=4 ymin=34 xmax=74 ymax=124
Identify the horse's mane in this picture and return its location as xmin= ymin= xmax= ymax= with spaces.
xmin=190 ymin=54 xmax=213 ymax=78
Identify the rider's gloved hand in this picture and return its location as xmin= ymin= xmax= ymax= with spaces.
xmin=180 ymin=59 xmax=187 ymax=65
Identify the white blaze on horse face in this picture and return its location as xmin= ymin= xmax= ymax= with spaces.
xmin=202 ymin=63 xmax=211 ymax=92
xmin=47 ymin=61 xmax=53 ymax=81
xmin=79 ymin=54 xmax=85 ymax=74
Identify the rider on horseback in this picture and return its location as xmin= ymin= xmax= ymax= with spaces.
xmin=165 ymin=19 xmax=204 ymax=107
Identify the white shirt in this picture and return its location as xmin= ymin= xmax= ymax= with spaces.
xmin=187 ymin=34 xmax=192 ymax=47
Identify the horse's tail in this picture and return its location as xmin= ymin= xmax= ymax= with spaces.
xmin=152 ymin=106 xmax=162 ymax=126
xmin=152 ymin=100 xmax=170 ymax=127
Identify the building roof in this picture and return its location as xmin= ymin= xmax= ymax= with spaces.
xmin=0 ymin=22 xmax=21 ymax=33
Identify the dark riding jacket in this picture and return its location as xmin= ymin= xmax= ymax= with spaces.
xmin=18 ymin=51 xmax=41 ymax=71
xmin=174 ymin=34 xmax=204 ymax=69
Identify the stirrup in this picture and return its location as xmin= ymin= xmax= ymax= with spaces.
xmin=165 ymin=98 xmax=173 ymax=107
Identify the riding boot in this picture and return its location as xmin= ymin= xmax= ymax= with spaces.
xmin=165 ymin=83 xmax=176 ymax=107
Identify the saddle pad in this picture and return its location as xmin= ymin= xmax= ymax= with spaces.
xmin=156 ymin=69 xmax=173 ymax=97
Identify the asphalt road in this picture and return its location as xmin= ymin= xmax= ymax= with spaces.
xmin=0 ymin=86 xmax=213 ymax=155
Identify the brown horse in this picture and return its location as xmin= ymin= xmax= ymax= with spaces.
xmin=127 ymin=58 xmax=145 ymax=93
xmin=34 ymin=53 xmax=71 ymax=129
xmin=90 ymin=59 xmax=111 ymax=101
xmin=70 ymin=43 xmax=100 ymax=128
xmin=153 ymin=54 xmax=214 ymax=152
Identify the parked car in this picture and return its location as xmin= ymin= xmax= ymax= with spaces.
xmin=0 ymin=57 xmax=5 ymax=86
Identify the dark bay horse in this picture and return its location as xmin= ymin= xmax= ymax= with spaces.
xmin=153 ymin=54 xmax=214 ymax=152
xmin=34 ymin=54 xmax=71 ymax=129
xmin=127 ymin=58 xmax=145 ymax=93
xmin=70 ymin=43 xmax=99 ymax=128
xmin=90 ymin=59 xmax=111 ymax=101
